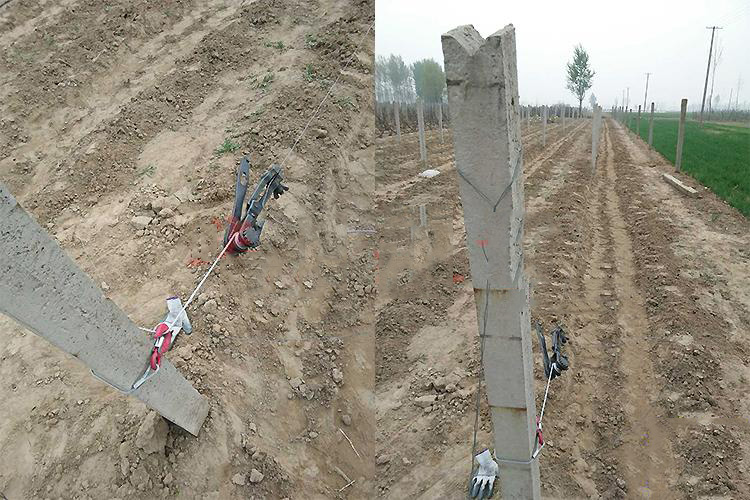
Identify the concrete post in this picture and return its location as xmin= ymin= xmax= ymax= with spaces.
xmin=676 ymin=98 xmax=687 ymax=171
xmin=542 ymin=106 xmax=547 ymax=147
xmin=394 ymin=101 xmax=401 ymax=141
xmin=648 ymin=102 xmax=655 ymax=148
xmin=591 ymin=105 xmax=602 ymax=173
xmin=0 ymin=184 xmax=209 ymax=435
xmin=417 ymin=99 xmax=427 ymax=165
xmin=637 ymin=104 xmax=642 ymax=139
xmin=525 ymin=106 xmax=530 ymax=131
xmin=442 ymin=24 xmax=541 ymax=500
xmin=437 ymin=102 xmax=444 ymax=144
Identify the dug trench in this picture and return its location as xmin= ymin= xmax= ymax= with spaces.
xmin=1 ymin=0 xmax=376 ymax=498
xmin=374 ymin=115 xmax=749 ymax=499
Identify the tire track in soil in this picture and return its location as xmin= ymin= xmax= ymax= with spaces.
xmin=524 ymin=121 xmax=590 ymax=214
xmin=601 ymin=120 xmax=678 ymax=498
xmin=523 ymin=118 xmax=627 ymax=499
xmin=608 ymin=119 xmax=749 ymax=499
xmin=525 ymin=120 xmax=589 ymax=178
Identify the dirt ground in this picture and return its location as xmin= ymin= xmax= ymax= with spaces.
xmin=0 ymin=0 xmax=374 ymax=499
xmin=375 ymin=118 xmax=750 ymax=499
xmin=3 ymin=2 xmax=750 ymax=499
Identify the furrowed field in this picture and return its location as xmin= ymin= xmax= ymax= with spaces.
xmin=628 ymin=115 xmax=750 ymax=216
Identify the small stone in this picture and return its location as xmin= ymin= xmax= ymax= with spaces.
xmin=332 ymin=368 xmax=344 ymax=384
xmin=131 ymin=215 xmax=152 ymax=230
xmin=290 ymin=377 xmax=303 ymax=389
xmin=232 ymin=473 xmax=246 ymax=486
xmin=274 ymin=281 xmax=285 ymax=289
xmin=202 ymin=299 xmax=218 ymax=314
xmin=101 ymin=281 xmax=110 ymax=291
xmin=248 ymin=423 xmax=257 ymax=433
xmin=249 ymin=469 xmax=264 ymax=483
xmin=414 ymin=395 xmax=437 ymax=408
xmin=342 ymin=414 xmax=352 ymax=426
xmin=303 ymin=280 xmax=313 ymax=289
xmin=163 ymin=473 xmax=173 ymax=486
xmin=309 ymin=431 xmax=318 ymax=439
xmin=376 ymin=454 xmax=391 ymax=465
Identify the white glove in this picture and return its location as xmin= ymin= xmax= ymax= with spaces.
xmin=165 ymin=296 xmax=191 ymax=335
xmin=470 ymin=449 xmax=499 ymax=498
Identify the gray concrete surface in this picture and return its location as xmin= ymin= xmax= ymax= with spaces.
xmin=442 ymin=23 xmax=541 ymax=500
xmin=0 ymin=184 xmax=209 ymax=435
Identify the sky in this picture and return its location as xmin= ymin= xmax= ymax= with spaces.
xmin=375 ymin=0 xmax=750 ymax=111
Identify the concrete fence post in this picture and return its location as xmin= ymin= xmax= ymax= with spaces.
xmin=442 ymin=24 xmax=541 ymax=499
xmin=637 ymin=104 xmax=642 ymax=139
xmin=542 ymin=105 xmax=547 ymax=147
xmin=437 ymin=102 xmax=444 ymax=144
xmin=676 ymin=98 xmax=687 ymax=171
xmin=394 ymin=101 xmax=401 ymax=141
xmin=592 ymin=105 xmax=602 ymax=173
xmin=526 ymin=106 xmax=530 ymax=132
xmin=417 ymin=99 xmax=427 ymax=165
xmin=0 ymin=184 xmax=209 ymax=435
xmin=648 ymin=102 xmax=655 ymax=148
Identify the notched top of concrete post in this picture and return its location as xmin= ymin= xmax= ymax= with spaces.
xmin=442 ymin=24 xmax=515 ymax=87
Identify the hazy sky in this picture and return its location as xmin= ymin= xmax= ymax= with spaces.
xmin=375 ymin=0 xmax=750 ymax=111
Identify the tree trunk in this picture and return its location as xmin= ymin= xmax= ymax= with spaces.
xmin=578 ymin=98 xmax=583 ymax=117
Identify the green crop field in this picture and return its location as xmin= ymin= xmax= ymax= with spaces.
xmin=625 ymin=115 xmax=750 ymax=217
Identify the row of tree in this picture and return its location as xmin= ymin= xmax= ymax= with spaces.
xmin=375 ymin=55 xmax=446 ymax=104
xmin=377 ymin=44 xmax=596 ymax=116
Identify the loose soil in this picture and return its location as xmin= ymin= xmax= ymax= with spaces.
xmin=0 ymin=1 xmax=375 ymax=498
xmin=375 ymin=118 xmax=750 ymax=499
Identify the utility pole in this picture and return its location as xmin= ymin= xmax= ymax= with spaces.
xmin=643 ymin=73 xmax=651 ymax=114
xmin=443 ymin=24 xmax=541 ymax=499
xmin=700 ymin=26 xmax=722 ymax=125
